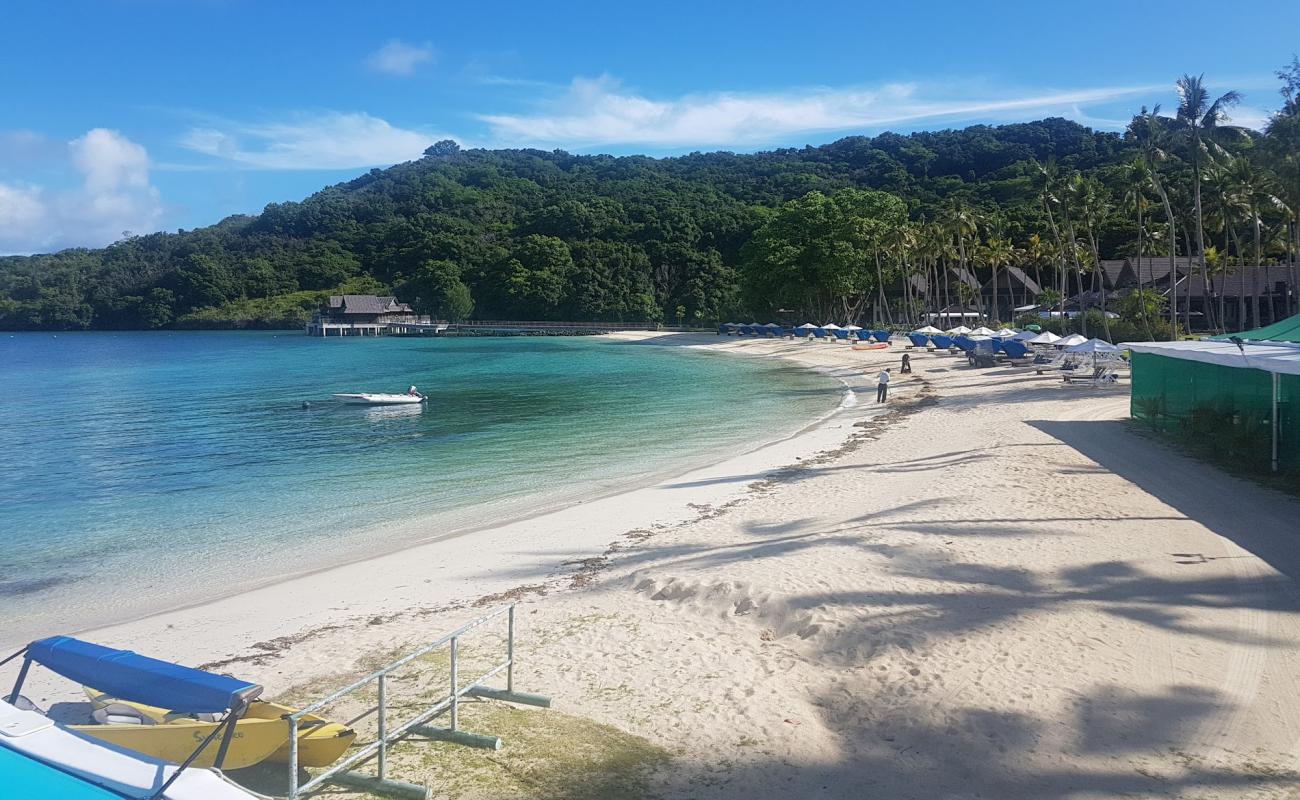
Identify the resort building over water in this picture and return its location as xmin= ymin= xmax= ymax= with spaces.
xmin=305 ymin=295 xmax=422 ymax=336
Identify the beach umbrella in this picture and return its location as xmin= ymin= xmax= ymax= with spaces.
xmin=1064 ymin=338 xmax=1123 ymax=378
xmin=763 ymin=322 xmax=782 ymax=328
xmin=1055 ymin=333 xmax=1088 ymax=348
xmin=821 ymin=323 xmax=842 ymax=330
xmin=746 ymin=321 xmax=760 ymax=327
xmin=947 ymin=325 xmax=972 ymax=335
xmin=723 ymin=322 xmax=739 ymax=327
xmin=1027 ymin=331 xmax=1061 ymax=345
xmin=969 ymin=326 xmax=997 ymax=336
xmin=796 ymin=323 xmax=818 ymax=330
xmin=1010 ymin=330 xmax=1039 ymax=342
xmin=844 ymin=324 xmax=863 ymax=331
xmin=995 ymin=328 xmax=1018 ymax=338
xmin=913 ymin=325 xmax=943 ymax=335
xmin=1064 ymin=338 xmax=1121 ymax=354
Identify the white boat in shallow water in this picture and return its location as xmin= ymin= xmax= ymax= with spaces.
xmin=333 ymin=392 xmax=426 ymax=405
xmin=0 ymin=699 xmax=259 ymax=799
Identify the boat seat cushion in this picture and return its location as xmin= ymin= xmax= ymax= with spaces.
xmin=92 ymin=704 xmax=156 ymax=726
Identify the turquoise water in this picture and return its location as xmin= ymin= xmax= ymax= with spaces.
xmin=0 ymin=332 xmax=838 ymax=639
xmin=0 ymin=744 xmax=124 ymax=799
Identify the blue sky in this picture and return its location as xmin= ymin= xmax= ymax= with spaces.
xmin=2 ymin=0 xmax=1297 ymax=254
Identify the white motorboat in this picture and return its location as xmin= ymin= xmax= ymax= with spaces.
xmin=0 ymin=699 xmax=260 ymax=799
xmin=333 ymin=392 xmax=426 ymax=405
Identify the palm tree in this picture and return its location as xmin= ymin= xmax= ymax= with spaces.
xmin=1022 ymin=233 xmax=1051 ymax=313
xmin=1175 ymin=74 xmax=1242 ymax=331
xmin=1034 ymin=159 xmax=1072 ymax=324
xmin=1129 ymin=106 xmax=1182 ymax=338
xmin=1123 ymin=159 xmax=1158 ymax=338
xmin=1224 ymin=154 xmax=1285 ymax=328
xmin=946 ymin=203 xmax=981 ymax=319
xmin=979 ymin=237 xmax=1016 ymax=323
xmin=1265 ymin=60 xmax=1300 ymax=314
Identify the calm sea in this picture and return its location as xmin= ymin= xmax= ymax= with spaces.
xmin=0 ymin=331 xmax=839 ymax=639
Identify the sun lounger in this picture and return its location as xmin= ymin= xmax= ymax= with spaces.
xmin=872 ymin=330 xmax=891 ymax=344
xmin=832 ymin=329 xmax=851 ymax=342
xmin=1063 ymin=366 xmax=1120 ymax=385
xmin=812 ymin=329 xmax=828 ymax=341
xmin=906 ymin=333 xmax=930 ymax=349
xmin=930 ymin=335 xmax=955 ymax=351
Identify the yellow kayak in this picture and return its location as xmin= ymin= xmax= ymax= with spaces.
xmin=82 ymin=689 xmax=356 ymax=769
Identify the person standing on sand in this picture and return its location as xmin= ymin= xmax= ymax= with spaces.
xmin=876 ymin=368 xmax=890 ymax=403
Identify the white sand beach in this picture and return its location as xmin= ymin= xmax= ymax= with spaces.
xmin=12 ymin=332 xmax=1300 ymax=798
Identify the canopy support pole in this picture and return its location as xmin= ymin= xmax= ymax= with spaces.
xmin=213 ymin=703 xmax=245 ymax=769
xmin=149 ymin=713 xmax=235 ymax=800
xmin=1273 ymin=372 xmax=1281 ymax=473
xmin=7 ymin=656 xmax=31 ymax=704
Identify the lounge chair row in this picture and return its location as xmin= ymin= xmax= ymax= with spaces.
xmin=718 ymin=326 xmax=892 ymax=343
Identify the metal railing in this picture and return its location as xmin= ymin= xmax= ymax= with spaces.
xmin=286 ymin=604 xmax=549 ymax=799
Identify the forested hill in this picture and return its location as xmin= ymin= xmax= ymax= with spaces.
xmin=0 ymin=118 xmax=1134 ymax=330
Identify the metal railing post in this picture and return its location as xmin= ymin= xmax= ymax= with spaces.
xmin=507 ymin=605 xmax=516 ymax=693
xmin=288 ymin=716 xmax=299 ymax=799
xmin=450 ymin=637 xmax=459 ymax=732
xmin=378 ymin=673 xmax=388 ymax=779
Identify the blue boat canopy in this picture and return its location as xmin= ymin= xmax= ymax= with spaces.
xmin=26 ymin=636 xmax=262 ymax=714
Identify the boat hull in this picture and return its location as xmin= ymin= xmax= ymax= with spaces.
xmin=84 ymin=691 xmax=355 ymax=768
xmin=69 ymin=719 xmax=286 ymax=770
xmin=333 ymin=393 xmax=425 ymax=405
xmin=0 ymin=700 xmax=256 ymax=799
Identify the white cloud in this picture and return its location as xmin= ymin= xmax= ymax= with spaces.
xmin=479 ymin=76 xmax=1163 ymax=149
xmin=1224 ymin=104 xmax=1271 ymax=131
xmin=365 ymin=40 xmax=435 ymax=76
xmin=180 ymin=111 xmax=449 ymax=170
xmin=0 ymin=128 xmax=162 ymax=255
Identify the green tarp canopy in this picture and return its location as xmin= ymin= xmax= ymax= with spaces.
xmin=1212 ymin=312 xmax=1300 ymax=343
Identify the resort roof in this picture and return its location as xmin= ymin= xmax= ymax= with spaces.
xmin=1180 ymin=266 xmax=1296 ymax=299
xmin=1123 ymin=339 xmax=1300 ymax=376
xmin=982 ymin=266 xmax=1041 ymax=295
xmin=327 ymin=295 xmax=413 ymax=314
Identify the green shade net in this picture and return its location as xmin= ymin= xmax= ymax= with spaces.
xmin=1131 ymin=352 xmax=1300 ymax=472
xmin=1212 ymin=311 xmax=1300 ymax=343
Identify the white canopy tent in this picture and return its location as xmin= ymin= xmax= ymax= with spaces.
xmin=1123 ymin=339 xmax=1300 ymax=377
xmin=1124 ymin=339 xmax=1300 ymax=472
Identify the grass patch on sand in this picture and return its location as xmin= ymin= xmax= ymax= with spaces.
xmin=410 ymin=701 xmax=671 ymax=800
xmin=230 ymin=701 xmax=671 ymax=800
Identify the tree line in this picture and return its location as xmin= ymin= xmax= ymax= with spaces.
xmin=1 ymin=63 xmax=1296 ymax=337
